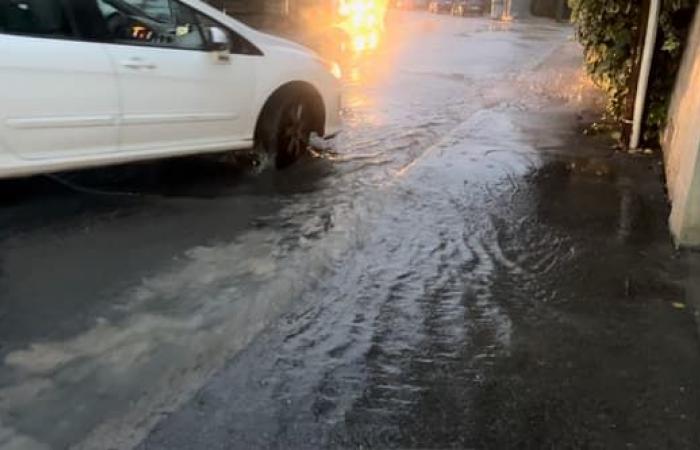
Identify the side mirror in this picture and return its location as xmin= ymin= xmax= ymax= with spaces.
xmin=207 ymin=26 xmax=230 ymax=53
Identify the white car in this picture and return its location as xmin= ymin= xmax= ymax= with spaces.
xmin=0 ymin=0 xmax=342 ymax=178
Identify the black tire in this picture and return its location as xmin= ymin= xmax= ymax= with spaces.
xmin=257 ymin=95 xmax=313 ymax=169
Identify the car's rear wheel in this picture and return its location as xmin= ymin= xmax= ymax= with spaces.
xmin=257 ymin=95 xmax=313 ymax=169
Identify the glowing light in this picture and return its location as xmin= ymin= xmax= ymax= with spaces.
xmin=350 ymin=67 xmax=361 ymax=83
xmin=368 ymin=30 xmax=379 ymax=50
xmin=352 ymin=14 xmax=363 ymax=28
xmin=330 ymin=61 xmax=343 ymax=79
xmin=353 ymin=35 xmax=367 ymax=52
xmin=366 ymin=14 xmax=377 ymax=27
xmin=339 ymin=3 xmax=351 ymax=16
xmin=336 ymin=0 xmax=388 ymax=54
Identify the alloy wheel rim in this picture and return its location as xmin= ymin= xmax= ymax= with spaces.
xmin=282 ymin=102 xmax=309 ymax=159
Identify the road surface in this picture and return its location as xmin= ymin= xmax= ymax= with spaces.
xmin=1 ymin=11 xmax=699 ymax=450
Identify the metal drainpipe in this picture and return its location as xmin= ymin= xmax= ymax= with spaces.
xmin=630 ymin=0 xmax=661 ymax=150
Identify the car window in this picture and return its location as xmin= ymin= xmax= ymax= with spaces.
xmin=0 ymin=0 xmax=74 ymax=38
xmin=95 ymin=0 xmax=206 ymax=50
xmin=121 ymin=0 xmax=172 ymax=22
xmin=195 ymin=12 xmax=262 ymax=56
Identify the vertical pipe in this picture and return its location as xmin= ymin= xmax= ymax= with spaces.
xmin=630 ymin=0 xmax=661 ymax=150
xmin=622 ymin=0 xmax=650 ymax=147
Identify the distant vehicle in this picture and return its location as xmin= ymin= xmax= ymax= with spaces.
xmin=451 ymin=0 xmax=487 ymax=15
xmin=428 ymin=0 xmax=453 ymax=13
xmin=395 ymin=0 xmax=428 ymax=10
xmin=0 ymin=0 xmax=342 ymax=178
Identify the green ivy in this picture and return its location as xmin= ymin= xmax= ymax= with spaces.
xmin=568 ymin=0 xmax=698 ymax=146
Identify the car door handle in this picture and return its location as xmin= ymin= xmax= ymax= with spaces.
xmin=121 ymin=58 xmax=157 ymax=70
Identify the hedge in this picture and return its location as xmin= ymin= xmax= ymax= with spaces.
xmin=568 ymin=0 xmax=698 ymax=146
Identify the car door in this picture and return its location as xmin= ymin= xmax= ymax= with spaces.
xmin=95 ymin=0 xmax=254 ymax=154
xmin=0 ymin=0 xmax=120 ymax=160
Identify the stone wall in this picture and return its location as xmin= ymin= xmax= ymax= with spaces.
xmin=662 ymin=6 xmax=700 ymax=248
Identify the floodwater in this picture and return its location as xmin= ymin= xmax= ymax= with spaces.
xmin=1 ymin=11 xmax=699 ymax=450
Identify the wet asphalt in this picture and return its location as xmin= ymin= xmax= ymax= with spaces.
xmin=1 ymin=11 xmax=700 ymax=450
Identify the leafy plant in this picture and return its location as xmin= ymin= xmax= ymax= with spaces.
xmin=568 ymin=0 xmax=698 ymax=146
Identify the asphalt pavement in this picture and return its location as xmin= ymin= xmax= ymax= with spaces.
xmin=1 ymin=11 xmax=699 ymax=450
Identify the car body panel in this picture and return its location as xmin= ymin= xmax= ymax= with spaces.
xmin=0 ymin=137 xmax=253 ymax=179
xmin=0 ymin=0 xmax=342 ymax=179
xmin=184 ymin=2 xmax=343 ymax=136
xmin=0 ymin=35 xmax=120 ymax=161
xmin=102 ymin=43 xmax=255 ymax=153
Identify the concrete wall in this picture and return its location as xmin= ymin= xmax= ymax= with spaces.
xmin=662 ymin=6 xmax=700 ymax=248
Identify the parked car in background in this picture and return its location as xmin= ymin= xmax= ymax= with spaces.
xmin=0 ymin=0 xmax=342 ymax=179
xmin=428 ymin=0 xmax=454 ymax=13
xmin=451 ymin=0 xmax=487 ymax=15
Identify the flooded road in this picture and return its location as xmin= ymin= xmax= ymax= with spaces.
xmin=2 ymin=11 xmax=700 ymax=450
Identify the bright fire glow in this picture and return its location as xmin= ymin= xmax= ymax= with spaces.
xmin=336 ymin=0 xmax=388 ymax=53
